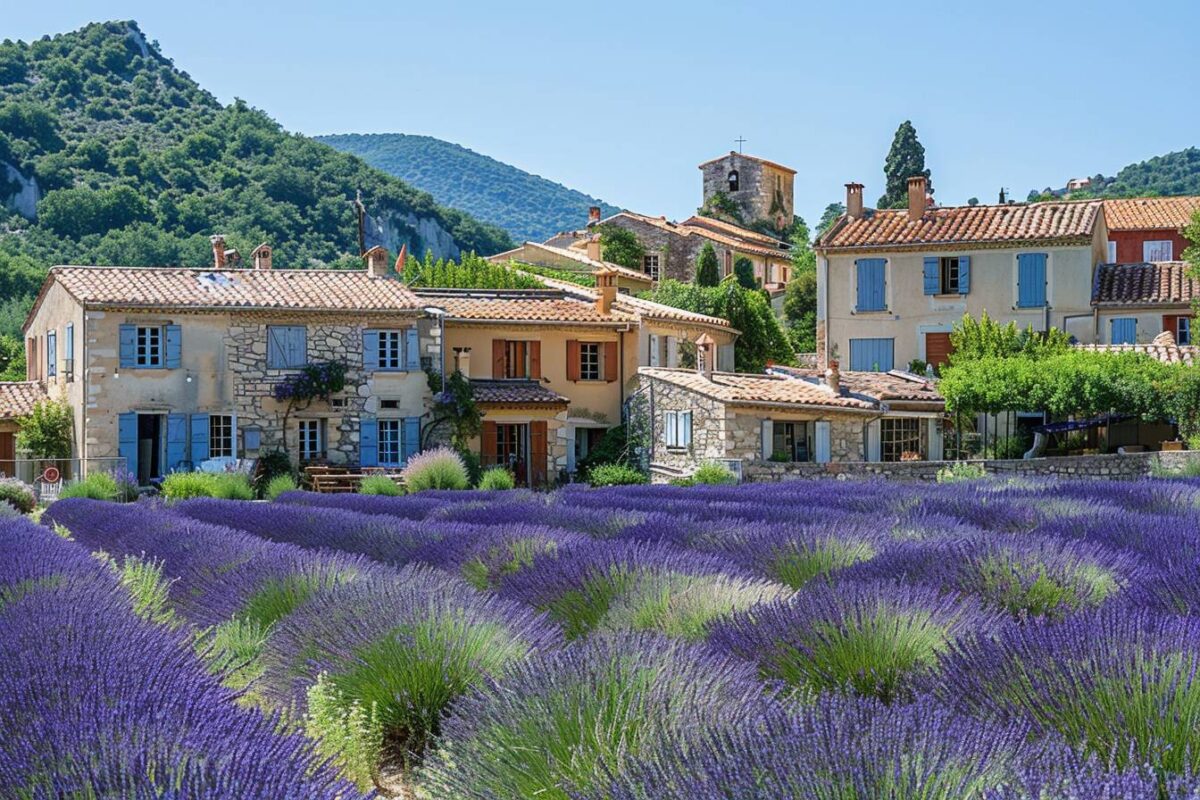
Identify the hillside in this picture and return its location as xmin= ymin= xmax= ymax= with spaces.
xmin=0 ymin=20 xmax=513 ymax=336
xmin=1030 ymin=147 xmax=1200 ymax=199
xmin=317 ymin=133 xmax=621 ymax=244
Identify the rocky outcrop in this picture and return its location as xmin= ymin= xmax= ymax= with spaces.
xmin=2 ymin=162 xmax=41 ymax=220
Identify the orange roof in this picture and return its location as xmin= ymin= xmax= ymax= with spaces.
xmin=681 ymin=215 xmax=788 ymax=247
xmin=35 ymin=266 xmax=423 ymax=317
xmin=638 ymin=367 xmax=877 ymax=412
xmin=1092 ymin=262 xmax=1200 ymax=307
xmin=1102 ymin=197 xmax=1200 ymax=231
xmin=492 ymin=242 xmax=652 ymax=285
xmin=604 ymin=212 xmax=792 ymax=261
xmin=414 ymin=288 xmax=636 ymax=326
xmin=768 ymin=366 xmax=942 ymax=405
xmin=697 ymin=151 xmax=797 ymax=175
xmin=470 ymin=380 xmax=569 ymax=406
xmin=0 ymin=382 xmax=48 ymax=420
xmin=817 ymin=201 xmax=1101 ymax=251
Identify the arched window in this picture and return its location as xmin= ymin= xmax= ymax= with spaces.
xmin=727 ymin=169 xmax=739 ymax=192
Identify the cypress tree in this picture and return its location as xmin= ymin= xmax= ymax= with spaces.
xmin=695 ymin=242 xmax=720 ymax=287
xmin=879 ymin=120 xmax=933 ymax=208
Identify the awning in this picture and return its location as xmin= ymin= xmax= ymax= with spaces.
xmin=1034 ymin=413 xmax=1135 ymax=435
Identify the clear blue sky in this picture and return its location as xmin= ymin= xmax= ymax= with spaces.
xmin=9 ymin=1 xmax=1200 ymax=227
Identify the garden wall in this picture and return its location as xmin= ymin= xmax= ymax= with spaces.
xmin=743 ymin=450 xmax=1200 ymax=483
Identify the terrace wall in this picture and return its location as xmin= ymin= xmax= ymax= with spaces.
xmin=743 ymin=450 xmax=1200 ymax=482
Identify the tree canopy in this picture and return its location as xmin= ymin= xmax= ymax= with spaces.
xmin=596 ymin=225 xmax=644 ymax=269
xmin=878 ymin=121 xmax=932 ymax=209
xmin=694 ymin=242 xmax=720 ymax=287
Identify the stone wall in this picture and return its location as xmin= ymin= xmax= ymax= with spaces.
xmin=700 ymin=153 xmax=794 ymax=228
xmin=604 ymin=216 xmax=700 ymax=283
xmin=744 ymin=450 xmax=1200 ymax=482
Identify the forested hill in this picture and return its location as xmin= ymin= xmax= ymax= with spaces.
xmin=1030 ymin=147 xmax=1200 ymax=199
xmin=0 ymin=20 xmax=513 ymax=336
xmin=317 ymin=133 xmax=622 ymax=244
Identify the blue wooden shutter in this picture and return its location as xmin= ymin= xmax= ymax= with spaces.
xmin=190 ymin=414 xmax=210 ymax=464
xmin=65 ymin=323 xmax=74 ymax=361
xmin=957 ymin=256 xmax=971 ymax=294
xmin=119 ymin=413 xmax=138 ymax=479
xmin=363 ymin=329 xmax=379 ymax=372
xmin=682 ymin=411 xmax=692 ymax=446
xmin=922 ymin=257 xmax=939 ymax=295
xmin=360 ymin=417 xmax=378 ymax=467
xmin=46 ymin=331 xmax=56 ymax=377
xmin=405 ymin=328 xmax=421 ymax=371
xmin=286 ymin=326 xmax=306 ymax=367
xmin=403 ymin=417 xmax=420 ymax=463
xmin=165 ymin=325 xmax=182 ymax=369
xmin=856 ymin=259 xmax=886 ymax=311
xmin=814 ymin=420 xmax=831 ymax=463
xmin=1111 ymin=318 xmax=1136 ymax=344
xmin=166 ymin=414 xmax=188 ymax=472
xmin=850 ymin=338 xmax=894 ymax=372
xmin=267 ymin=327 xmax=286 ymax=368
xmin=1017 ymin=253 xmax=1047 ymax=307
xmin=119 ymin=325 xmax=137 ymax=368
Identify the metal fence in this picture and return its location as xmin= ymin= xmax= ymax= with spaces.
xmin=0 ymin=458 xmax=129 ymax=502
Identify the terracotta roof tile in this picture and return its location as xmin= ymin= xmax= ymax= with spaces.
xmin=681 ymin=216 xmax=788 ymax=247
xmin=1103 ymin=197 xmax=1200 ymax=231
xmin=414 ymin=289 xmax=636 ymax=325
xmin=599 ymin=212 xmax=793 ymax=261
xmin=639 ymin=367 xmax=877 ymax=411
xmin=493 ymin=242 xmax=652 ymax=285
xmin=1093 ymin=262 xmax=1200 ymax=306
xmin=769 ymin=366 xmax=943 ymax=404
xmin=470 ymin=380 xmax=569 ymax=406
xmin=45 ymin=267 xmax=423 ymax=313
xmin=0 ymin=382 xmax=48 ymax=420
xmin=817 ymin=201 xmax=1101 ymax=251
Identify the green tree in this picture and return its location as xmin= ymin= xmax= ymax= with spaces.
xmin=1185 ymin=210 xmax=1200 ymax=316
xmin=16 ymin=399 xmax=74 ymax=459
xmin=789 ymin=217 xmax=815 ymax=273
xmin=782 ymin=269 xmax=818 ymax=353
xmin=695 ymin=242 xmax=720 ymax=287
xmin=596 ymin=225 xmax=644 ymax=269
xmin=878 ymin=120 xmax=932 ymax=209
xmin=733 ymin=256 xmax=756 ymax=289
xmin=0 ymin=334 xmax=25 ymax=381
xmin=816 ymin=203 xmax=845 ymax=236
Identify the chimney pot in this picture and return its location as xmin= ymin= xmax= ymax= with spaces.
xmin=252 ymin=243 xmax=272 ymax=271
xmin=845 ymin=184 xmax=864 ymax=220
xmin=364 ymin=246 xmax=389 ymax=278
xmin=210 ymin=235 xmax=227 ymax=269
xmin=595 ymin=268 xmax=618 ymax=315
xmin=695 ymin=333 xmax=716 ymax=378
xmin=586 ymin=236 xmax=602 ymax=262
xmin=588 ymin=206 xmax=601 ymax=225
xmin=907 ymin=176 xmax=929 ymax=222
xmin=825 ymin=359 xmax=841 ymax=394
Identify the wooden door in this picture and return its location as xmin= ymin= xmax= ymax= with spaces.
xmin=925 ymin=333 xmax=953 ymax=371
xmin=0 ymin=431 xmax=14 ymax=476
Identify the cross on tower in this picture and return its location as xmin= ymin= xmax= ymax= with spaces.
xmin=735 ymin=136 xmax=747 ymax=153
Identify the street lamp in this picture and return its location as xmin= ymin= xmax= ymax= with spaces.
xmin=422 ymin=306 xmax=447 ymax=380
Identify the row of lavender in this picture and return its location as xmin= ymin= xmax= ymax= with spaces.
xmin=43 ymin=476 xmax=1200 ymax=798
xmin=0 ymin=516 xmax=368 ymax=799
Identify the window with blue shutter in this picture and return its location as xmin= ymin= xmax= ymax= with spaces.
xmin=855 ymin=259 xmax=886 ymax=312
xmin=1017 ymin=253 xmax=1047 ymax=308
xmin=166 ymin=414 xmax=188 ymax=473
xmin=1110 ymin=318 xmax=1137 ymax=345
xmin=119 ymin=325 xmax=137 ymax=369
xmin=267 ymin=326 xmax=307 ymax=369
xmin=403 ymin=417 xmax=420 ymax=463
xmin=922 ymin=257 xmax=939 ymax=295
xmin=190 ymin=414 xmax=210 ymax=464
xmin=360 ymin=418 xmax=379 ymax=467
xmin=849 ymin=338 xmax=895 ymax=372
xmin=164 ymin=325 xmax=182 ymax=369
xmin=46 ymin=331 xmax=56 ymax=378
xmin=119 ymin=413 xmax=138 ymax=480
xmin=957 ymin=256 xmax=971 ymax=294
xmin=65 ymin=323 xmax=74 ymax=380
xmin=814 ymin=420 xmax=831 ymax=463
xmin=363 ymin=330 xmax=380 ymax=372
xmin=405 ymin=328 xmax=421 ymax=371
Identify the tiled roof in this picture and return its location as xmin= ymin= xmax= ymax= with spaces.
xmin=681 ymin=216 xmax=789 ymax=247
xmin=639 ymin=368 xmax=878 ymax=412
xmin=1103 ymin=197 xmax=1200 ymax=231
xmin=599 ymin=212 xmax=793 ymax=261
xmin=494 ymin=242 xmax=652 ymax=285
xmin=41 ymin=267 xmax=423 ymax=313
xmin=0 ymin=382 xmax=48 ymax=420
xmin=470 ymin=380 xmax=569 ymax=406
xmin=414 ymin=289 xmax=636 ymax=325
xmin=1092 ymin=262 xmax=1200 ymax=306
xmin=769 ymin=366 xmax=944 ymax=404
xmin=816 ymin=201 xmax=1101 ymax=251
xmin=696 ymin=152 xmax=797 ymax=175
xmin=513 ymin=272 xmax=735 ymax=331
xmin=1075 ymin=334 xmax=1199 ymax=365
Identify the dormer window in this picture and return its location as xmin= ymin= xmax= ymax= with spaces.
xmin=727 ymin=170 xmax=739 ymax=192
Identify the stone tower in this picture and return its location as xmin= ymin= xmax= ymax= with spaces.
xmin=698 ymin=151 xmax=796 ymax=232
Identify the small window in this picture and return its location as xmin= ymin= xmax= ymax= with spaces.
xmin=378 ymin=330 xmax=403 ymax=370
xmin=664 ymin=410 xmax=692 ymax=448
xmin=642 ymin=253 xmax=660 ymax=281
xmin=772 ymin=421 xmax=812 ymax=462
xmin=379 ymin=419 xmax=403 ymax=466
xmin=939 ymin=257 xmax=960 ymax=294
xmin=1107 ymin=241 xmax=1117 ymax=262
xmin=1144 ymin=240 xmax=1173 ymax=261
xmin=505 ymin=341 xmax=530 ymax=379
xmin=1179 ymin=317 xmax=1192 ymax=345
xmin=46 ymin=331 xmax=57 ymax=378
xmin=881 ymin=418 xmax=922 ymax=462
xmin=579 ymin=342 xmax=602 ymax=381
xmin=297 ymin=419 xmax=325 ymax=461
xmin=210 ymin=415 xmax=235 ymax=459
xmin=136 ymin=326 xmax=163 ymax=368
xmin=380 ymin=399 xmax=401 ymax=410
xmin=727 ymin=169 xmax=739 ymax=192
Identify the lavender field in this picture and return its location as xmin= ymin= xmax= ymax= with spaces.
xmin=12 ymin=477 xmax=1200 ymax=798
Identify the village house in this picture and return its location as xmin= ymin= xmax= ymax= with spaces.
xmin=0 ymin=381 xmax=47 ymax=480
xmin=1091 ymin=261 xmax=1199 ymax=344
xmin=814 ymin=178 xmax=1109 ymax=372
xmin=487 ymin=238 xmax=653 ymax=292
xmin=1103 ymin=196 xmax=1200 ymax=263
xmin=635 ymin=353 xmax=945 ymax=483
xmin=18 ymin=239 xmax=434 ymax=484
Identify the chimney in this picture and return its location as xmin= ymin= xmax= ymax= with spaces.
xmin=364 ymin=246 xmax=389 ymax=278
xmin=824 ymin=359 xmax=841 ymax=395
xmin=595 ymin=268 xmax=618 ymax=315
xmin=210 ymin=235 xmax=227 ymax=269
xmin=251 ymin=243 xmax=272 ymax=270
xmin=907 ymin=176 xmax=929 ymax=222
xmin=695 ymin=333 xmax=716 ymax=379
xmin=453 ymin=347 xmax=472 ymax=378
xmin=586 ymin=235 xmax=602 ymax=262
xmin=588 ymin=206 xmax=602 ymax=225
xmin=845 ymin=183 xmax=864 ymax=220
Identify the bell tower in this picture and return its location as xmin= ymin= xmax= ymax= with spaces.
xmin=698 ymin=150 xmax=795 ymax=232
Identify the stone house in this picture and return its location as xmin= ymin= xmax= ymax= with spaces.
xmin=1103 ymin=196 xmax=1200 ymax=264
xmin=636 ymin=357 xmax=945 ymax=483
xmin=0 ymin=381 xmax=47 ymax=480
xmin=1091 ymin=261 xmax=1199 ymax=345
xmin=698 ymin=151 xmax=796 ymax=233
xmin=19 ymin=242 xmax=433 ymax=484
xmin=814 ymin=178 xmax=1109 ymax=372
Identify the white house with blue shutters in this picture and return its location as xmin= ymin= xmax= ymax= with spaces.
xmin=19 ymin=245 xmax=435 ymax=484
xmin=814 ymin=178 xmax=1109 ymax=374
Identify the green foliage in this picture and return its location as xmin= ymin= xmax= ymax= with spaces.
xmin=769 ymin=539 xmax=877 ymax=590
xmin=782 ymin=268 xmax=817 ymax=353
xmin=513 ymin=262 xmax=596 ymax=287
xmin=948 ymin=312 xmax=1072 ymax=364
xmin=478 ymin=466 xmax=516 ymax=491
xmin=254 ymin=450 xmax=294 ymax=497
xmin=1167 ymin=367 xmax=1200 ymax=444
xmin=1035 ymin=148 xmax=1200 ymax=199
xmin=37 ymin=184 xmax=151 ymax=238
xmin=692 ymin=461 xmax=738 ymax=485
xmin=263 ymin=473 xmax=298 ymax=501
xmin=359 ymin=474 xmax=401 ymax=496
xmin=0 ymin=333 xmax=26 ymax=381
xmin=402 ymin=251 xmax=542 ymax=289
xmin=402 ymin=446 xmax=470 ymax=492
xmin=878 ymin=120 xmax=932 ymax=209
xmin=316 ymin=133 xmax=619 ymax=244
xmin=587 ymin=463 xmax=647 ymax=487
xmin=993 ymin=435 xmax=1031 ymax=460
xmin=936 ymin=462 xmax=987 ymax=483
xmin=425 ymin=369 xmax=483 ymax=454
xmin=15 ymin=399 xmax=73 ymax=459
xmin=816 ymin=203 xmax=845 ymax=236
xmin=576 ymin=425 xmax=632 ymax=480
xmin=59 ymin=471 xmax=120 ymax=501
xmin=732 ymin=256 xmax=756 ymax=289
xmin=160 ymin=472 xmax=253 ymax=501
xmin=0 ymin=476 xmax=36 ymax=514
xmin=1187 ymin=209 xmax=1200 ymax=317
xmin=117 ymin=556 xmax=177 ymax=627
xmin=596 ymin=225 xmax=644 ymax=270
xmin=694 ymin=242 xmax=720 ymax=287
xmin=697 ymin=190 xmax=744 ymax=224
xmin=304 ymin=673 xmax=384 ymax=792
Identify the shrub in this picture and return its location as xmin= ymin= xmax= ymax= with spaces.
xmin=401 ymin=447 xmax=469 ymax=492
xmin=264 ymin=474 xmax=298 ymax=501
xmin=478 ymin=467 xmax=516 ymax=491
xmin=161 ymin=472 xmax=252 ymax=501
xmin=588 ymin=463 xmax=647 ymax=487
xmin=304 ymin=673 xmax=384 ymax=792
xmin=692 ymin=462 xmax=737 ymax=485
xmin=254 ymin=450 xmax=293 ymax=496
xmin=0 ymin=476 xmax=36 ymax=513
xmin=359 ymin=475 xmax=401 ymax=496
xmin=15 ymin=398 xmax=73 ymax=459
xmin=936 ymin=462 xmax=987 ymax=483
xmin=993 ymin=435 xmax=1029 ymax=459
xmin=59 ymin=472 xmax=118 ymax=501
xmin=212 ymin=473 xmax=254 ymax=500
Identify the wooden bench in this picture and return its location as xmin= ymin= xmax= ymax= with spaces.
xmin=307 ymin=470 xmax=405 ymax=494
